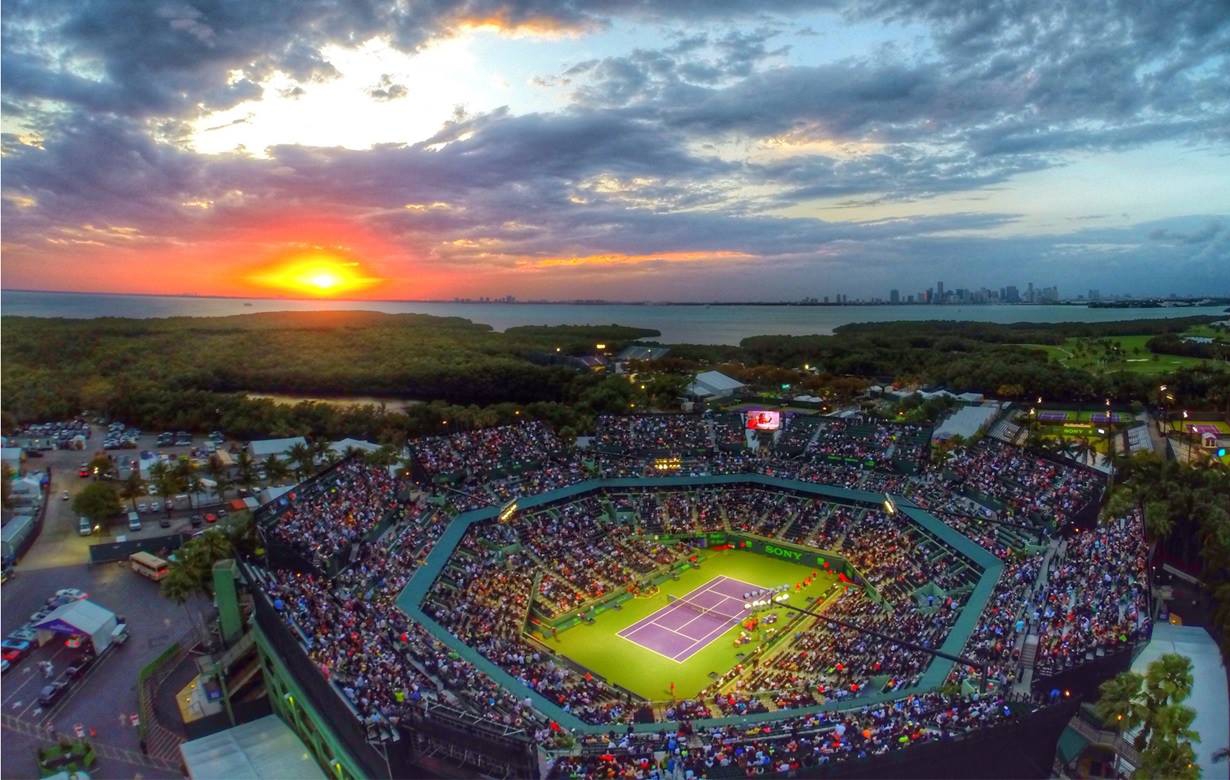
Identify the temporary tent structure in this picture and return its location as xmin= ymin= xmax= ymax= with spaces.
xmin=34 ymin=600 xmax=119 ymax=653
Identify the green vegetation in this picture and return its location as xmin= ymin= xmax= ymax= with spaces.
xmin=0 ymin=311 xmax=660 ymax=442
xmin=70 ymin=482 xmax=121 ymax=525
xmin=1094 ymin=653 xmax=1200 ymax=779
xmin=1107 ymin=454 xmax=1230 ymax=652
xmin=2 ymin=313 xmax=1228 ymax=445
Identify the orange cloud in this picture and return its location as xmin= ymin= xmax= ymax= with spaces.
xmin=454 ymin=13 xmax=589 ymax=38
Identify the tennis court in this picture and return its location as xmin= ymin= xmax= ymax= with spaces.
xmin=618 ymin=576 xmax=757 ymax=662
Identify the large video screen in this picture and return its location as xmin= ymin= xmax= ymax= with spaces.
xmin=745 ymin=410 xmax=781 ymax=431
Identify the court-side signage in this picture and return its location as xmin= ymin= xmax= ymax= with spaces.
xmin=762 ymin=543 xmax=804 ymax=561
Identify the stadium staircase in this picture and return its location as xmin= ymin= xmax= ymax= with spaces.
xmin=1014 ymin=538 xmax=1064 ymax=695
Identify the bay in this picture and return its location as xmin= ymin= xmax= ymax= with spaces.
xmin=2 ymin=289 xmax=1225 ymax=346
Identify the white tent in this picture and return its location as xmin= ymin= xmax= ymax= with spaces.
xmin=34 ymin=600 xmax=119 ymax=653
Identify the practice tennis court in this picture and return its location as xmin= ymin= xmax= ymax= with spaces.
xmin=618 ymin=575 xmax=758 ymax=662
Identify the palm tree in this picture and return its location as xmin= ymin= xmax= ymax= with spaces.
xmin=161 ymin=564 xmax=203 ymax=640
xmin=213 ymin=471 xmax=236 ymax=502
xmin=309 ymin=438 xmax=330 ymax=468
xmin=148 ymin=461 xmax=181 ymax=518
xmin=287 ymin=442 xmax=314 ymax=480
xmin=364 ymin=445 xmax=399 ymax=469
xmin=179 ymin=459 xmax=206 ymax=510
xmin=120 ymin=471 xmax=146 ymax=511
xmin=235 ymin=450 xmax=257 ymax=493
xmin=263 ymin=454 xmax=290 ymax=484
xmin=1093 ymin=671 xmax=1145 ymax=736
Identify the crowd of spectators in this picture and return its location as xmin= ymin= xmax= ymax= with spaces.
xmin=413 ymin=421 xmax=568 ymax=483
xmin=1033 ymin=511 xmax=1151 ymax=675
xmin=594 ymin=415 xmax=714 ymax=454
xmin=943 ymin=440 xmax=1102 ymax=527
xmin=554 ymin=690 xmax=1029 ymax=779
xmin=264 ymin=459 xmax=400 ymax=569
xmin=242 ymin=413 xmax=1152 ymax=777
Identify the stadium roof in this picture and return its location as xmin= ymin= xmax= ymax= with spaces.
xmin=248 ymin=437 xmax=307 ymax=459
xmin=180 ymin=715 xmax=325 ymax=780
xmin=933 ymin=404 xmax=1000 ymax=440
xmin=686 ymin=370 xmax=745 ymax=398
xmin=617 ymin=345 xmax=671 ymax=361
xmin=329 ymin=437 xmax=381 ymax=456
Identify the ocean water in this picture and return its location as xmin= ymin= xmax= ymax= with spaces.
xmin=2 ymin=290 xmax=1225 ymax=345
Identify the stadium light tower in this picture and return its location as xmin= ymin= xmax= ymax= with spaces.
xmin=776 ymin=601 xmax=989 ymax=693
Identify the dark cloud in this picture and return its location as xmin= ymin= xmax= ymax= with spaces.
xmin=367 ymin=74 xmax=408 ymax=101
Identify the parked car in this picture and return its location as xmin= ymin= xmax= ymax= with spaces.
xmin=61 ymin=491 xmax=70 ymax=501
xmin=66 ymin=656 xmax=94 ymax=678
xmin=78 ymin=466 xmax=91 ymax=478
xmin=1 ymin=659 xmax=10 ymax=674
xmin=55 ymin=588 xmax=88 ymax=601
xmin=159 ymin=515 xmax=172 ymax=529
xmin=78 ymin=517 xmax=93 ymax=536
xmin=38 ymin=679 xmax=69 ymax=707
xmin=0 ymin=640 xmax=32 ymax=661
xmin=137 ymin=502 xmax=147 ymax=513
xmin=190 ymin=514 xmax=203 ymax=528
xmin=204 ymin=513 xmax=218 ymax=524
xmin=7 ymin=628 xmax=38 ymax=643
xmin=147 ymin=484 xmax=159 ymax=495
xmin=164 ymin=499 xmax=174 ymax=511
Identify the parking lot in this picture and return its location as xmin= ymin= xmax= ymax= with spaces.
xmin=3 ymin=424 xmax=221 ymax=778
xmin=14 ymin=426 xmax=254 ymax=571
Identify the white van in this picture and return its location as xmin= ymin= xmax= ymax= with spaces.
xmin=127 ymin=511 xmax=142 ymax=532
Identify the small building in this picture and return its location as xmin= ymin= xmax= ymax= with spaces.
xmin=179 ymin=714 xmax=326 ymax=780
xmin=1 ymin=447 xmax=23 ymax=475
xmin=248 ymin=437 xmax=307 ymax=462
xmin=328 ymin=438 xmax=381 ymax=458
xmin=685 ymin=370 xmax=746 ymax=400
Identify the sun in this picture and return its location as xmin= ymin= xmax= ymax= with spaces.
xmin=247 ymin=252 xmax=381 ymax=297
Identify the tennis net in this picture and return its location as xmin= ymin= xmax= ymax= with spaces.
xmin=667 ymin=594 xmax=744 ymax=622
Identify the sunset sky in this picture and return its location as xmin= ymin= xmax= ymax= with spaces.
xmin=2 ymin=1 xmax=1228 ymax=301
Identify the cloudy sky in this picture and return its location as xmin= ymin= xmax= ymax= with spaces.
xmin=2 ymin=0 xmax=1228 ymax=302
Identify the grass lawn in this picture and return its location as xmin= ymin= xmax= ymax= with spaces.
xmin=545 ymin=549 xmax=839 ymax=700
xmin=1022 ymin=334 xmax=1215 ymax=376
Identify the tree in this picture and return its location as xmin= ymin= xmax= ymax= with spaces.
xmin=263 ymin=454 xmax=290 ymax=484
xmin=1144 ymin=500 xmax=1174 ymax=540
xmin=1094 ymin=671 xmax=1146 ymax=734
xmin=235 ymin=450 xmax=257 ymax=493
xmin=1 ymin=464 xmax=12 ymax=510
xmin=71 ymin=482 xmax=122 ymax=527
xmin=119 ymin=471 xmax=147 ymax=511
xmin=87 ymin=453 xmax=115 ymax=480
xmin=1137 ymin=705 xmax=1201 ymax=780
xmin=160 ymin=564 xmax=204 ymax=640
xmin=287 ymin=442 xmax=314 ymax=480
xmin=364 ymin=445 xmax=399 ymax=469
xmin=148 ymin=461 xmax=182 ymax=518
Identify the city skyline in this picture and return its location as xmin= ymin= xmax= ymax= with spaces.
xmin=2 ymin=1 xmax=1228 ymax=302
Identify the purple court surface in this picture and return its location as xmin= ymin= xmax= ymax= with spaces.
xmin=618 ymin=576 xmax=758 ymax=662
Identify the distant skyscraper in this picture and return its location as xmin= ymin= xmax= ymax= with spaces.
xmin=1088 ymin=289 xmax=1100 ymax=301
xmin=890 ymin=289 xmax=900 ymax=304
xmin=1005 ymin=285 xmax=1020 ymax=303
xmin=936 ymin=281 xmax=945 ymax=303
xmin=1027 ymin=282 xmax=1035 ymax=303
